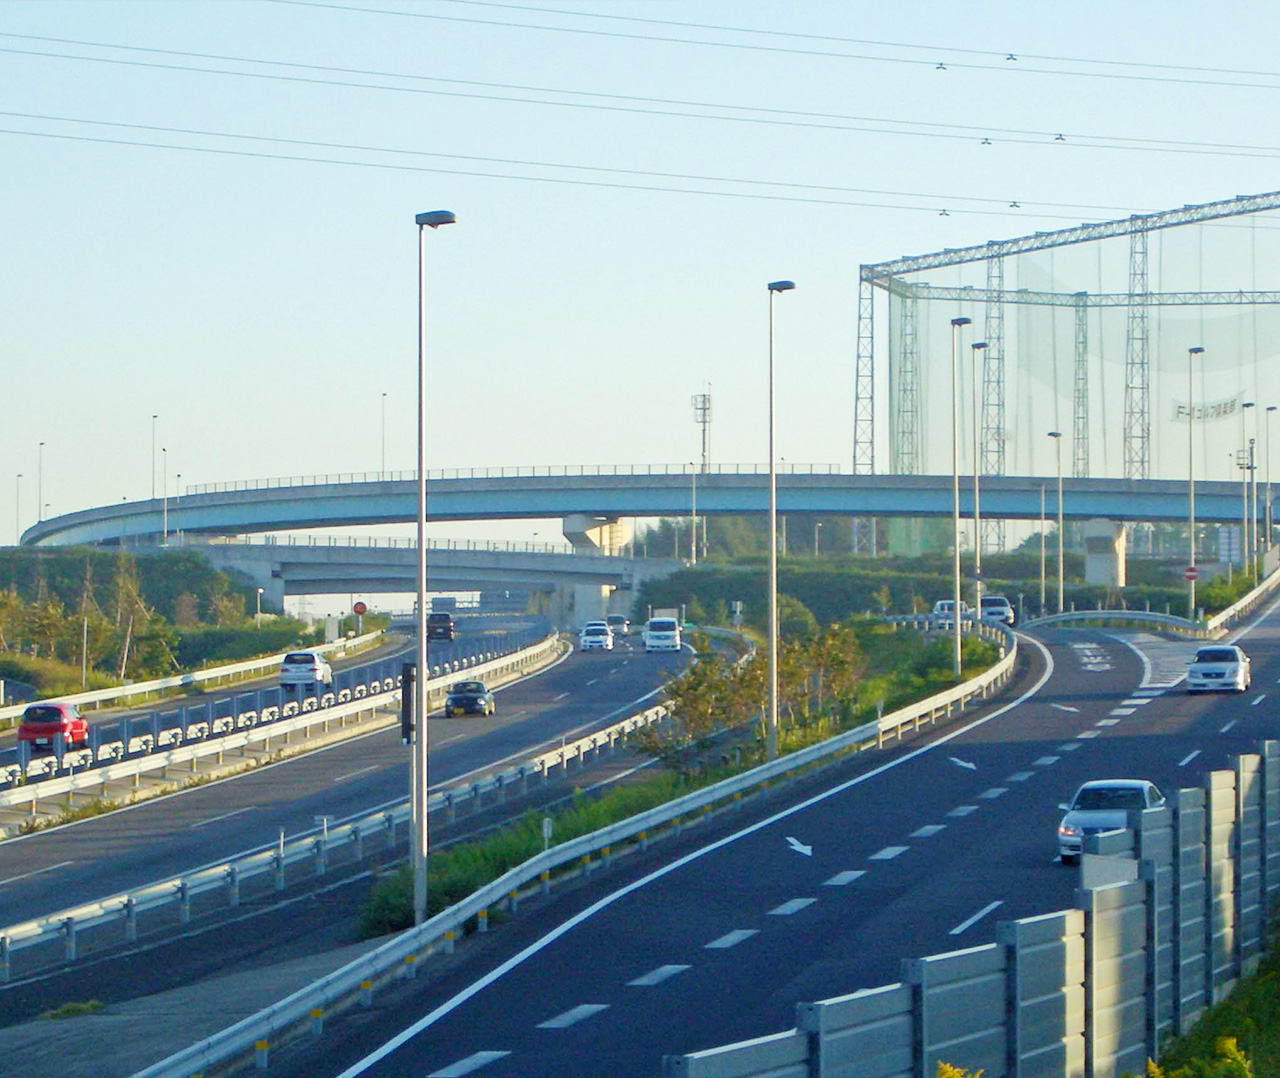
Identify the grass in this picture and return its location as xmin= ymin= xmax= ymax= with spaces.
xmin=42 ymin=1000 xmax=104 ymax=1020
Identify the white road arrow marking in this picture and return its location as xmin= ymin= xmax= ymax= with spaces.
xmin=785 ymin=836 xmax=812 ymax=856
xmin=949 ymin=756 xmax=977 ymax=770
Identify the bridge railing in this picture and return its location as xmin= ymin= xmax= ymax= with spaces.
xmin=125 ymin=623 xmax=1016 ymax=1078
xmin=192 ymin=534 xmax=579 ymax=554
xmin=183 ymin=462 xmax=846 ymax=494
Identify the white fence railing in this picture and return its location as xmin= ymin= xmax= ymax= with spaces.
xmin=124 ymin=625 xmax=1016 ymax=1078
xmin=0 ymin=629 xmax=386 ymax=726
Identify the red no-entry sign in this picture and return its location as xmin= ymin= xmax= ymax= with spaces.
xmin=1184 ymin=566 xmax=1200 ymax=581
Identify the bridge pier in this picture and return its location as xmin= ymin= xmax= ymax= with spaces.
xmin=1083 ymin=518 xmax=1126 ymax=587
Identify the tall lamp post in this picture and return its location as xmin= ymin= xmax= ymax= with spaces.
xmin=971 ymin=341 xmax=988 ymax=615
xmin=814 ymin=520 xmax=822 ymax=556
xmin=949 ymin=316 xmax=971 ymax=677
xmin=161 ymin=447 xmax=168 ymax=544
xmin=412 ymin=208 xmax=456 ymax=926
xmin=1048 ymin=432 xmax=1065 ymax=612
xmin=1188 ymin=347 xmax=1203 ymax=619
xmin=1267 ymin=405 xmax=1276 ymax=552
xmin=766 ymin=279 xmax=795 ymax=761
xmin=255 ymin=587 xmax=263 ymax=628
xmin=689 ymin=462 xmax=697 ymax=565
xmin=1241 ymin=401 xmax=1255 ymax=575
xmin=1039 ymin=483 xmax=1047 ymax=614
xmin=175 ymin=474 xmax=181 ymax=544
xmin=151 ymin=414 xmax=158 ymax=500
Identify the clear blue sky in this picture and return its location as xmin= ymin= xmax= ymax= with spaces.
xmin=5 ymin=1 xmax=1280 ymax=562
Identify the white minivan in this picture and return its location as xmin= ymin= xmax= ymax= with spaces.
xmin=643 ymin=616 xmax=682 ymax=653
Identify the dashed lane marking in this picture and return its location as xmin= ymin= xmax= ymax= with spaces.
xmin=0 ymin=860 xmax=74 ymax=888
xmin=824 ymin=871 xmax=866 ymax=886
xmin=950 ymin=900 xmax=1003 ymax=936
xmin=1110 ymin=708 xmax=1135 ymax=716
xmin=1252 ymin=694 xmax=1266 ymax=706
xmin=1057 ymin=742 xmax=1082 ymax=752
xmin=911 ymin=825 xmax=946 ymax=838
xmin=1097 ymin=719 xmax=1121 ymax=727
xmin=1178 ymin=750 xmax=1201 ymax=767
xmin=869 ymin=846 xmax=909 ymax=860
xmin=333 ymin=765 xmax=379 ymax=783
xmin=705 ymin=929 xmax=759 ymax=949
xmin=947 ymin=805 xmax=978 ymax=817
xmin=1033 ymin=756 xmax=1060 ymax=767
xmin=628 ymin=965 xmax=691 ymax=987
xmin=1120 ymin=698 xmax=1153 ymax=706
xmin=979 ymin=787 xmax=1008 ymax=799
xmin=191 ymin=806 xmax=255 ymax=829
xmin=429 ymin=1052 xmax=512 ymax=1077
xmin=537 ymin=1004 xmax=610 ymax=1029
xmin=1050 ymin=703 xmax=1080 ymax=713
xmin=1133 ymin=689 xmax=1164 ymax=696
xmin=1077 ymin=730 xmax=1100 ymax=740
xmin=553 ymin=692 xmax=570 ymax=701
xmin=769 ymin=898 xmax=817 ymax=916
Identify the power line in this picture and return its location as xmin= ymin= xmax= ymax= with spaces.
xmin=5 ymin=37 xmax=1280 ymax=161
xmin=270 ymin=0 xmax=1280 ymax=92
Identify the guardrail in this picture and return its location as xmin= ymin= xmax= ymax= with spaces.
xmin=0 ymin=632 xmax=560 ymax=799
xmin=0 ymin=629 xmax=386 ymax=726
xmin=1204 ymin=563 xmax=1280 ymax=632
xmin=1021 ymin=609 xmax=1207 ymax=635
xmin=127 ymin=623 xmax=1016 ymax=1078
xmin=185 ymin=462 xmax=847 ymax=494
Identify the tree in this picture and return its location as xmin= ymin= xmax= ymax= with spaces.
xmin=777 ymin=594 xmax=818 ymax=642
xmin=173 ymin=593 xmax=200 ymax=628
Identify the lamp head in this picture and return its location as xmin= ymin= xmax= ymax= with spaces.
xmin=1047 ymin=431 xmax=1062 ymax=439
xmin=767 ymin=280 xmax=795 ymax=293
xmin=1269 ymin=405 xmax=1277 ymax=413
xmin=1189 ymin=346 xmax=1204 ymax=355
xmin=972 ymin=341 xmax=988 ymax=351
xmin=1244 ymin=401 xmax=1256 ymax=410
xmin=951 ymin=316 xmax=972 ymax=327
xmin=415 ymin=210 xmax=456 ymax=229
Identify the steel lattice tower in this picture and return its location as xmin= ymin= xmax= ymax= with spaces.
xmin=1124 ymin=228 xmax=1151 ymax=479
xmin=980 ymin=253 xmax=1006 ymax=551
xmin=1073 ymin=294 xmax=1089 ymax=478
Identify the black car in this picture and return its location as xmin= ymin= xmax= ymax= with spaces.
xmin=427 ymin=612 xmax=455 ymax=640
xmin=445 ymin=680 xmax=495 ymax=717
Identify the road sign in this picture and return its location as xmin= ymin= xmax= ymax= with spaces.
xmin=1184 ymin=566 xmax=1200 ymax=581
xmin=353 ymin=601 xmax=367 ymax=615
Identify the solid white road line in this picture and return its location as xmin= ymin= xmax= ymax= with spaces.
xmin=1178 ymin=750 xmax=1201 ymax=767
xmin=769 ymin=898 xmax=817 ymax=916
xmin=1221 ymin=721 xmax=1237 ymax=733
xmin=537 ymin=1004 xmax=609 ymax=1029
xmin=869 ymin=846 xmax=909 ymax=860
xmin=429 ymin=1052 xmax=512 ymax=1077
xmin=950 ymin=900 xmax=1003 ymax=936
xmin=824 ymin=871 xmax=865 ymax=886
xmin=628 ymin=965 xmax=690 ymax=987
xmin=332 ymin=765 xmax=379 ymax=783
xmin=911 ymin=825 xmax=946 ymax=838
xmin=190 ymin=806 xmax=255 ymax=829
xmin=0 ymin=859 xmax=74 ymax=887
xmin=331 ymin=635 xmax=1059 ymax=1078
xmin=705 ymin=929 xmax=759 ymax=949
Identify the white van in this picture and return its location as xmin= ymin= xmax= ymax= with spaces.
xmin=643 ymin=616 xmax=682 ymax=653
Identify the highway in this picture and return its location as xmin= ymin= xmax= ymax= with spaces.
xmin=254 ymin=602 xmax=1280 ymax=1078
xmin=0 ymin=630 xmax=686 ymax=932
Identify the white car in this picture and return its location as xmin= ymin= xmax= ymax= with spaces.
xmin=279 ymin=650 xmax=334 ymax=689
xmin=929 ymin=599 xmax=973 ymax=631
xmin=606 ymin=614 xmax=631 ymax=637
xmin=979 ymin=594 xmax=1016 ymax=626
xmin=1057 ymin=779 xmax=1165 ymax=863
xmin=579 ymin=624 xmax=614 ymax=652
xmin=1186 ymin=644 xmax=1251 ymax=693
xmin=643 ymin=616 xmax=682 ymax=652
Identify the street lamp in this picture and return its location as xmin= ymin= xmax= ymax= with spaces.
xmin=14 ymin=474 xmax=21 ymax=545
xmin=1039 ymin=483 xmax=1047 ymax=614
xmin=175 ymin=474 xmax=182 ymax=544
xmin=814 ymin=520 xmax=822 ymax=556
xmin=766 ymin=279 xmax=795 ymax=761
xmin=1241 ymin=401 xmax=1255 ymax=573
xmin=1250 ymin=437 xmax=1259 ymax=577
xmin=161 ymin=447 xmax=168 ymax=544
xmin=971 ymin=341 xmax=988 ymax=614
xmin=151 ymin=414 xmax=158 ymax=500
xmin=1267 ymin=406 xmax=1276 ymax=552
xmin=411 ymin=208 xmax=455 ymax=926
xmin=1188 ymin=347 xmax=1203 ymax=619
xmin=256 ymin=587 xmax=264 ymax=628
xmin=949 ymin=316 xmax=971 ymax=677
xmin=37 ymin=441 xmax=44 ymax=522
xmin=1048 ymin=432 xmax=1064 ymax=612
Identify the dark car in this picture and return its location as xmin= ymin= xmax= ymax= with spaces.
xmin=445 ymin=680 xmax=495 ymax=717
xmin=18 ymin=702 xmax=89 ymax=750
xmin=427 ymin=612 xmax=455 ymax=640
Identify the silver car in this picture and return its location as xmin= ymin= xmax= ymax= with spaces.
xmin=1186 ymin=644 xmax=1250 ymax=693
xmin=1057 ymin=779 xmax=1165 ymax=863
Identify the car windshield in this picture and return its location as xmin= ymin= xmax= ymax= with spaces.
xmin=428 ymin=614 xmax=450 ymax=622
xmin=1073 ymin=786 xmax=1147 ymax=811
xmin=981 ymin=597 xmax=1007 ymax=607
xmin=452 ymin=682 xmax=485 ymax=694
xmin=1195 ymin=649 xmax=1237 ymax=663
xmin=283 ymin=653 xmax=316 ymax=664
xmin=583 ymin=627 xmax=607 ymax=636
xmin=649 ymin=619 xmax=677 ymax=631
xmin=23 ymin=705 xmax=65 ymax=723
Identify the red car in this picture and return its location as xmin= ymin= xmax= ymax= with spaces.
xmin=18 ymin=702 xmax=89 ymax=750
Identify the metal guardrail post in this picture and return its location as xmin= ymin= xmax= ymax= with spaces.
xmin=62 ymin=917 xmax=76 ymax=962
xmin=274 ymin=830 xmax=285 ymax=891
xmin=352 ymin=825 xmax=363 ymax=862
xmin=0 ymin=935 xmax=9 ymax=983
xmin=124 ymin=896 xmax=138 ymax=941
xmin=178 ymin=881 xmax=191 ymax=924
